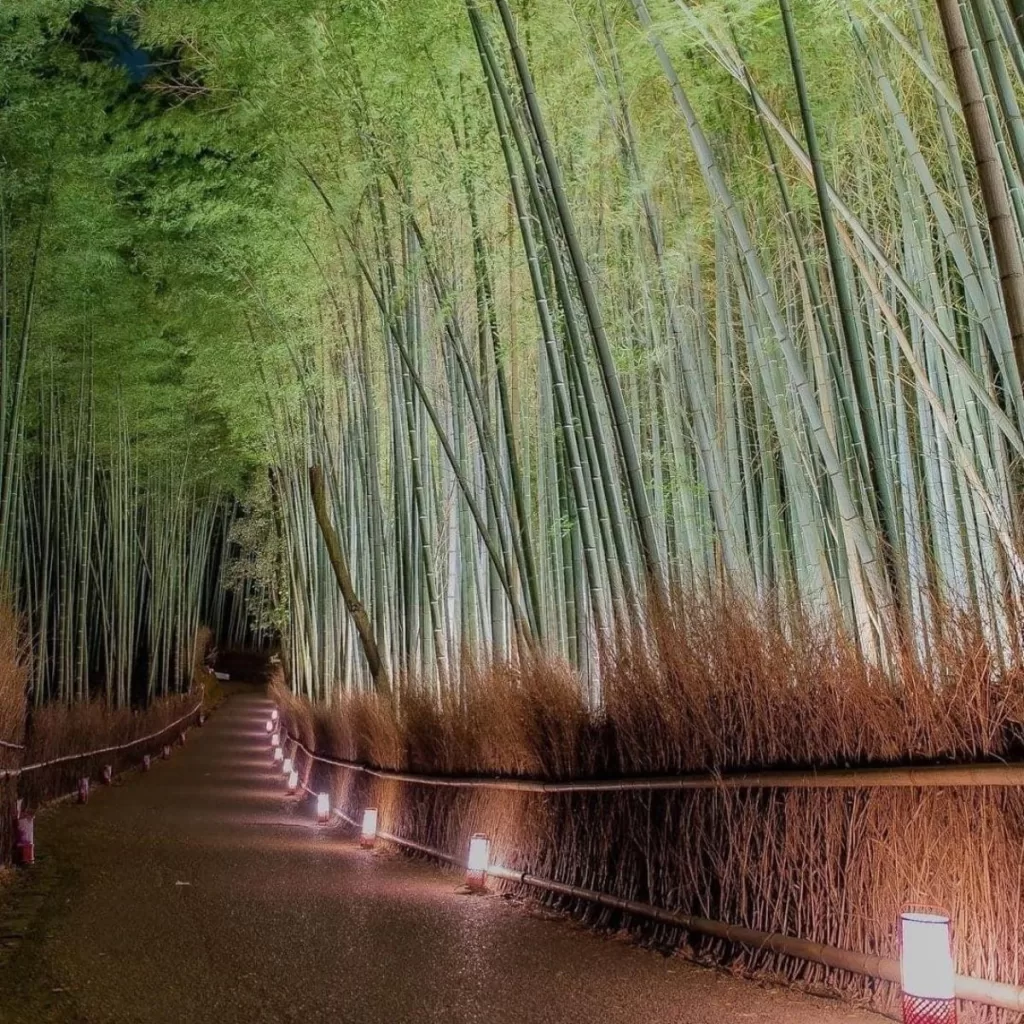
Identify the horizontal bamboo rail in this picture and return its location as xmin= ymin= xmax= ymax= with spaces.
xmin=288 ymin=734 xmax=1024 ymax=791
xmin=0 ymin=701 xmax=202 ymax=780
xmin=285 ymin=728 xmax=1024 ymax=1013
xmin=323 ymin=803 xmax=1024 ymax=1013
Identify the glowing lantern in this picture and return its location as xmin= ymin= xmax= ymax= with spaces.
xmin=271 ymin=709 xmax=279 ymax=723
xmin=77 ymin=778 xmax=90 ymax=804
xmin=101 ymin=764 xmax=113 ymax=785
xmin=465 ymin=833 xmax=490 ymax=890
xmin=282 ymin=757 xmax=293 ymax=777
xmin=142 ymin=754 xmax=151 ymax=771
xmin=317 ymin=793 xmax=330 ymax=824
xmin=900 ymin=911 xmax=957 ymax=1024
xmin=273 ymin=747 xmax=284 ymax=766
xmin=271 ymin=732 xmax=280 ymax=748
xmin=287 ymin=770 xmax=298 ymax=795
xmin=162 ymin=744 xmax=171 ymax=760
xmin=266 ymin=719 xmax=274 ymax=734
xmin=361 ymin=808 xmax=378 ymax=848
xmin=14 ymin=813 xmax=34 ymax=866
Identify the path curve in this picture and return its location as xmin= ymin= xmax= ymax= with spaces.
xmin=0 ymin=692 xmax=886 ymax=1024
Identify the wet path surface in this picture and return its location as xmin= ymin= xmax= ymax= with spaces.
xmin=0 ymin=692 xmax=886 ymax=1023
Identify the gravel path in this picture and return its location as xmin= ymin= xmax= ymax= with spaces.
xmin=0 ymin=691 xmax=888 ymax=1023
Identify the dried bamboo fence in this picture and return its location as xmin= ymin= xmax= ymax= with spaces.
xmin=282 ymin=725 xmax=1024 ymax=1023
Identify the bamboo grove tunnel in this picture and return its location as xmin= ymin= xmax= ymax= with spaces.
xmin=4 ymin=1 xmax=1024 ymax=1022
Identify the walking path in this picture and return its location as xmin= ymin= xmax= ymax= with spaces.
xmin=0 ymin=691 xmax=886 ymax=1023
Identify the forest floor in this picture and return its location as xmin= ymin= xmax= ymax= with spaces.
xmin=0 ymin=691 xmax=888 ymax=1024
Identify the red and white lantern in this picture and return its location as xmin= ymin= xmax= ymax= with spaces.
xmin=14 ymin=813 xmax=34 ymax=866
xmin=465 ymin=833 xmax=490 ymax=891
xmin=77 ymin=777 xmax=90 ymax=804
xmin=901 ymin=911 xmax=957 ymax=1024
xmin=361 ymin=808 xmax=378 ymax=849
xmin=316 ymin=793 xmax=330 ymax=824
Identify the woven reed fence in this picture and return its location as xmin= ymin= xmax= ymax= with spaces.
xmin=274 ymin=679 xmax=1024 ymax=1024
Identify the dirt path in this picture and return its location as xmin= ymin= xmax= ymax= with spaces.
xmin=0 ymin=692 xmax=888 ymax=1024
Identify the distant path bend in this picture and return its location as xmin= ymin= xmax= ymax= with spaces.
xmin=0 ymin=692 xmax=884 ymax=1024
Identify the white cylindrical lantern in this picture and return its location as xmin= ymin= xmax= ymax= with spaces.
xmin=271 ymin=709 xmax=279 ymax=723
xmin=271 ymin=732 xmax=280 ymax=748
xmin=282 ymin=757 xmax=293 ymax=777
xmin=287 ymin=769 xmax=298 ymax=795
xmin=266 ymin=719 xmax=274 ymax=733
xmin=273 ymin=747 xmax=283 ymax=767
xmin=15 ymin=814 xmax=34 ymax=866
xmin=900 ymin=912 xmax=957 ymax=1024
xmin=317 ymin=793 xmax=330 ymax=824
xmin=465 ymin=833 xmax=490 ymax=890
xmin=101 ymin=764 xmax=113 ymax=785
xmin=361 ymin=808 xmax=378 ymax=848
xmin=78 ymin=778 xmax=90 ymax=804
xmin=142 ymin=754 xmax=151 ymax=771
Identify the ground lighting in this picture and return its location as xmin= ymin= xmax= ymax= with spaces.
xmin=361 ymin=808 xmax=378 ymax=848
xmin=900 ymin=911 xmax=956 ymax=1024
xmin=465 ymin=833 xmax=490 ymax=891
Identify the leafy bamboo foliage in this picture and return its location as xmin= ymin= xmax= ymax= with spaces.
xmin=7 ymin=0 xmax=1024 ymax=702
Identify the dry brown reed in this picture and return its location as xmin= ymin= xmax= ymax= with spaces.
xmin=15 ymin=691 xmax=197 ymax=810
xmin=272 ymin=592 xmax=1024 ymax=1023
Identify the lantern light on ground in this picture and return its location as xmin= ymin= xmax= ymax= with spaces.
xmin=317 ymin=793 xmax=330 ymax=824
xmin=900 ymin=911 xmax=957 ymax=1024
xmin=287 ymin=770 xmax=298 ymax=795
xmin=465 ymin=833 xmax=490 ymax=891
xmin=361 ymin=808 xmax=378 ymax=848
xmin=273 ymin=747 xmax=284 ymax=767
xmin=77 ymin=778 xmax=90 ymax=804
xmin=271 ymin=709 xmax=279 ymax=724
xmin=282 ymin=757 xmax=293 ymax=778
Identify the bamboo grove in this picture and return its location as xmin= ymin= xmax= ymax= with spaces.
xmin=7 ymin=0 xmax=1024 ymax=706
xmin=219 ymin=0 xmax=1024 ymax=700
